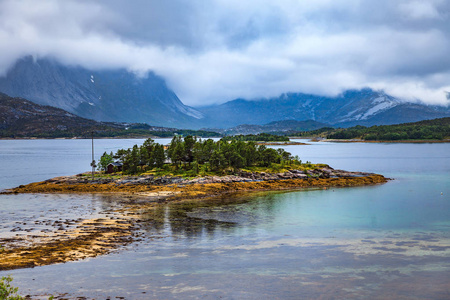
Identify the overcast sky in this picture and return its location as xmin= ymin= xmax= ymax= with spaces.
xmin=0 ymin=0 xmax=449 ymax=106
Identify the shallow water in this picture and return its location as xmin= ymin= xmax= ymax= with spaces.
xmin=0 ymin=193 xmax=124 ymax=243
xmin=1 ymin=139 xmax=449 ymax=299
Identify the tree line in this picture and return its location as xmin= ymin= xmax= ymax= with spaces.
xmin=327 ymin=118 xmax=450 ymax=140
xmin=288 ymin=117 xmax=450 ymax=141
xmin=98 ymin=136 xmax=298 ymax=175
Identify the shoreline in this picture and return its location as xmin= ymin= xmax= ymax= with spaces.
xmin=5 ymin=174 xmax=387 ymax=197
xmin=2 ymin=136 xmax=448 ymax=143
xmin=0 ymin=136 xmax=177 ymax=141
xmin=1 ymin=167 xmax=388 ymax=271
xmin=305 ymin=138 xmax=450 ymax=143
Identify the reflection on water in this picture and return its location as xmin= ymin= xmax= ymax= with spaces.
xmin=0 ymin=141 xmax=449 ymax=299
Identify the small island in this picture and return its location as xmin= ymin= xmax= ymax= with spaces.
xmin=1 ymin=136 xmax=387 ymax=271
xmin=7 ymin=136 xmax=386 ymax=198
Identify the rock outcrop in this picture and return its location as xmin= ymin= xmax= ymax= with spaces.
xmin=23 ymin=166 xmax=377 ymax=188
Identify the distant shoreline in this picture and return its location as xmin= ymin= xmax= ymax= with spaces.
xmin=0 ymin=136 xmax=182 ymax=140
xmin=0 ymin=137 xmax=308 ymax=145
xmin=298 ymin=138 xmax=450 ymax=143
xmin=3 ymin=136 xmax=449 ymax=143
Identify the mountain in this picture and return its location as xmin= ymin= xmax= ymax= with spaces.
xmin=2 ymin=57 xmax=448 ymax=130
xmin=198 ymin=89 xmax=450 ymax=128
xmin=0 ymin=56 xmax=203 ymax=128
xmin=0 ymin=93 xmax=218 ymax=138
xmin=0 ymin=92 xmax=122 ymax=137
xmin=205 ymin=120 xmax=329 ymax=135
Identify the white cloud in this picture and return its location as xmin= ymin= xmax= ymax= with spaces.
xmin=399 ymin=0 xmax=443 ymax=20
xmin=0 ymin=0 xmax=449 ymax=106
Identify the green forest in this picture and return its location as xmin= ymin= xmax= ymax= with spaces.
xmin=292 ymin=117 xmax=450 ymax=141
xmin=0 ymin=120 xmax=220 ymax=139
xmin=98 ymin=136 xmax=301 ymax=176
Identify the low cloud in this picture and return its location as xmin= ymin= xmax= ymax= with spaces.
xmin=0 ymin=0 xmax=449 ymax=106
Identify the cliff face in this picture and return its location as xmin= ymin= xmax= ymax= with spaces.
xmin=0 ymin=57 xmax=203 ymax=128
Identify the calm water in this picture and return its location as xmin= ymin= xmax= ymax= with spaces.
xmin=0 ymin=139 xmax=449 ymax=299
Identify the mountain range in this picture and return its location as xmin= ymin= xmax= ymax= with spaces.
xmin=0 ymin=56 xmax=449 ymax=129
xmin=0 ymin=56 xmax=203 ymax=128
xmin=198 ymin=89 xmax=450 ymax=128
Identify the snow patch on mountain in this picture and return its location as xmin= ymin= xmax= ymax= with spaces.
xmin=361 ymin=101 xmax=395 ymax=119
xmin=173 ymin=101 xmax=204 ymax=119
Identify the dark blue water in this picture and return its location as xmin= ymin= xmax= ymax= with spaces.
xmin=0 ymin=139 xmax=449 ymax=299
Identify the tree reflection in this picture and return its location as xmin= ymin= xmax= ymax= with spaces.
xmin=138 ymin=200 xmax=238 ymax=239
xmin=94 ymin=190 xmax=287 ymax=240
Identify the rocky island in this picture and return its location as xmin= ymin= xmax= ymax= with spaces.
xmin=1 ymin=136 xmax=388 ymax=271
xmin=1 ymin=166 xmax=386 ymax=271
xmin=7 ymin=166 xmax=386 ymax=199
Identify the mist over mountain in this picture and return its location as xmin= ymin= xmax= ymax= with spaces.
xmin=198 ymin=89 xmax=450 ymax=128
xmin=0 ymin=57 xmax=448 ymax=131
xmin=0 ymin=57 xmax=203 ymax=128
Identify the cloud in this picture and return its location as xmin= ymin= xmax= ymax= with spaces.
xmin=399 ymin=0 xmax=443 ymax=20
xmin=0 ymin=0 xmax=449 ymax=106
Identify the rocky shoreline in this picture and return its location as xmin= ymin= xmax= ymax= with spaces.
xmin=1 ymin=166 xmax=388 ymax=271
xmin=7 ymin=165 xmax=383 ymax=194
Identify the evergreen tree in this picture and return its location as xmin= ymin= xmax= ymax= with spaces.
xmin=142 ymin=138 xmax=156 ymax=166
xmin=167 ymin=135 xmax=185 ymax=168
xmin=183 ymin=135 xmax=197 ymax=165
xmin=154 ymin=144 xmax=166 ymax=168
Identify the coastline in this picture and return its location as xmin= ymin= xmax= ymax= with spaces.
xmin=5 ymin=174 xmax=387 ymax=198
xmin=305 ymin=138 xmax=450 ymax=143
xmin=0 ymin=136 xmax=176 ymax=141
xmin=3 ymin=136 xmax=448 ymax=143
xmin=1 ymin=167 xmax=388 ymax=271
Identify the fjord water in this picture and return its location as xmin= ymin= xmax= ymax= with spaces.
xmin=1 ymin=139 xmax=449 ymax=299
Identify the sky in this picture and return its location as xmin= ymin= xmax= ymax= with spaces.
xmin=0 ymin=0 xmax=449 ymax=107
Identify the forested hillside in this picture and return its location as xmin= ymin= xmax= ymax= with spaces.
xmin=0 ymin=93 xmax=218 ymax=138
xmin=296 ymin=117 xmax=450 ymax=141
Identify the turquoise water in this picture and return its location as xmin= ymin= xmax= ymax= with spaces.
xmin=0 ymin=139 xmax=449 ymax=299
